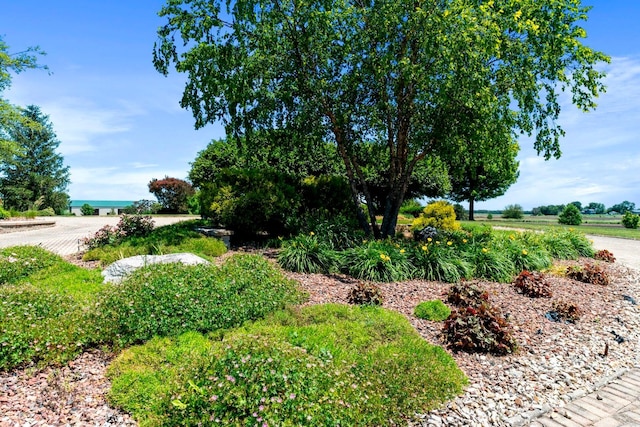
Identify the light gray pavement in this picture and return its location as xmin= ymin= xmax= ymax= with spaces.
xmin=0 ymin=215 xmax=195 ymax=255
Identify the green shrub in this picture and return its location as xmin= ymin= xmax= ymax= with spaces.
xmin=0 ymin=206 xmax=9 ymax=219
xmin=117 ymin=214 xmax=155 ymax=238
xmin=622 ymin=211 xmax=640 ymax=229
xmin=412 ymin=200 xmax=460 ymax=232
xmin=199 ymin=168 xmax=300 ymax=237
xmin=414 ymin=300 xmax=451 ymax=321
xmin=501 ymin=204 xmax=524 ymax=219
xmin=0 ymin=246 xmax=62 ymax=285
xmin=37 ymin=207 xmax=56 ymax=216
xmin=277 ymin=233 xmax=338 ymax=273
xmin=94 ymin=254 xmax=306 ymax=347
xmin=23 ymin=210 xmax=38 ymax=219
xmin=107 ymin=304 xmax=467 ymax=426
xmin=558 ymin=204 xmax=582 ymax=225
xmin=399 ymin=199 xmax=424 ymax=218
xmin=339 ymin=240 xmax=413 ymax=282
xmin=80 ymin=203 xmax=95 ymax=216
xmin=0 ymin=285 xmax=96 ymax=370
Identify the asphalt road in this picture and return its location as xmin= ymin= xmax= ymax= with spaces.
xmin=0 ymin=216 xmax=195 ymax=255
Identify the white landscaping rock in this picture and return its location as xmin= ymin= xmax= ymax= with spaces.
xmin=102 ymin=253 xmax=210 ymax=283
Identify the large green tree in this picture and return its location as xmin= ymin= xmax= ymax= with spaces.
xmin=0 ymin=105 xmax=70 ymax=213
xmin=154 ymin=0 xmax=608 ymax=237
xmin=445 ymin=137 xmax=519 ymax=221
xmin=0 ymin=36 xmax=47 ymax=161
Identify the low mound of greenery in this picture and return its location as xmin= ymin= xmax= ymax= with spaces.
xmin=0 ymin=246 xmax=63 ymax=285
xmin=93 ymin=254 xmax=307 ymax=347
xmin=83 ymin=219 xmax=227 ymax=265
xmin=107 ymin=304 xmax=467 ymax=426
xmin=0 ymin=249 xmax=304 ymax=370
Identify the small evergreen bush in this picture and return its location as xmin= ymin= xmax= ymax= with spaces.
xmin=622 ymin=211 xmax=640 ymax=229
xmin=558 ymin=204 xmax=582 ymax=225
xmin=412 ymin=200 xmax=460 ymax=232
xmin=80 ymin=203 xmax=94 ymax=216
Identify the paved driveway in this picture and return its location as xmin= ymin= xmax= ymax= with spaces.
xmin=0 ymin=216 xmax=196 ymax=255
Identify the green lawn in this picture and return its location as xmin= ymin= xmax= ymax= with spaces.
xmin=466 ymin=214 xmax=640 ymax=240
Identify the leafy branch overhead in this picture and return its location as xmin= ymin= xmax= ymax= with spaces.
xmin=154 ymin=0 xmax=609 ymax=237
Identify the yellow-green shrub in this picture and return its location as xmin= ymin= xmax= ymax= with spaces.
xmin=412 ymin=200 xmax=460 ymax=232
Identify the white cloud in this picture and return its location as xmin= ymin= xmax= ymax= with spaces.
xmin=477 ymin=56 xmax=640 ymax=210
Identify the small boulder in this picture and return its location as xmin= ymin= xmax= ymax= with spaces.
xmin=102 ymin=253 xmax=210 ymax=283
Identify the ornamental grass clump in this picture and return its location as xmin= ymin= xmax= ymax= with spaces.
xmin=339 ymin=240 xmax=413 ymax=282
xmin=409 ymin=240 xmax=472 ymax=283
xmin=277 ymin=232 xmax=337 ymax=273
xmin=495 ymin=232 xmax=552 ymax=273
xmin=107 ymin=304 xmax=467 ymax=426
xmin=465 ymin=244 xmax=515 ymax=283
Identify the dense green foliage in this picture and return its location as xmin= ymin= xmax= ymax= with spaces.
xmin=622 ymin=211 xmax=640 ymax=229
xmin=277 ymin=233 xmax=337 ymax=274
xmin=0 ymin=36 xmax=48 ymax=161
xmin=558 ymin=204 xmax=583 ymax=225
xmin=154 ymin=0 xmax=608 ymax=238
xmin=501 ymin=204 xmax=524 ymax=219
xmin=0 ymin=105 xmax=70 ymax=213
xmin=446 ymin=137 xmax=519 ymax=221
xmin=412 ymin=200 xmax=461 ymax=232
xmin=0 ymin=247 xmax=299 ymax=370
xmin=198 ymin=167 xmax=356 ymax=237
xmin=107 ymin=304 xmax=467 ymax=426
xmin=414 ymin=300 xmax=452 ymax=321
xmin=83 ymin=219 xmax=226 ymax=265
xmin=93 ymin=255 xmax=306 ymax=347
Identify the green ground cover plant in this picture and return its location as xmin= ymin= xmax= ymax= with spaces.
xmin=93 ymin=254 xmax=306 ymax=347
xmin=0 ymin=247 xmax=296 ymax=370
xmin=0 ymin=246 xmax=62 ymax=285
xmin=107 ymin=304 xmax=467 ymax=426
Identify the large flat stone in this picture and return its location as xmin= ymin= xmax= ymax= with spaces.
xmin=102 ymin=252 xmax=210 ymax=283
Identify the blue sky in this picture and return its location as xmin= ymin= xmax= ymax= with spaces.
xmin=1 ymin=1 xmax=638 ymax=210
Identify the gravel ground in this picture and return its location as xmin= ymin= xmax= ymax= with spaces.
xmin=1 ymin=235 xmax=639 ymax=426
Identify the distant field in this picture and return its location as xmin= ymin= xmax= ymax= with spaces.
xmin=466 ymin=214 xmax=640 ymax=240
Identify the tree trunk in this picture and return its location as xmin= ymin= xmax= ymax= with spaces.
xmin=469 ymin=198 xmax=475 ymax=221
